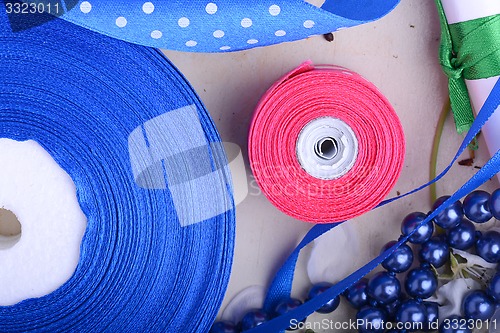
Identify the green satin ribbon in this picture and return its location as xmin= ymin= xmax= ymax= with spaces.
xmin=436 ymin=0 xmax=500 ymax=134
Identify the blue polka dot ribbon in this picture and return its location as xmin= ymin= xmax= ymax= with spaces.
xmin=13 ymin=0 xmax=400 ymax=52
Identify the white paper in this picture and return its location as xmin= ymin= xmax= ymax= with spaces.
xmin=441 ymin=0 xmax=500 ymax=181
xmin=441 ymin=0 xmax=500 ymax=24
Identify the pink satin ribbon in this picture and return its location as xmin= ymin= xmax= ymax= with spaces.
xmin=248 ymin=61 xmax=406 ymax=223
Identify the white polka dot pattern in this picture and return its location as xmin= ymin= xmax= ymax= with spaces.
xmin=142 ymin=2 xmax=155 ymax=14
xmin=178 ymin=17 xmax=190 ymax=28
xmin=213 ymin=30 xmax=224 ymax=38
xmin=150 ymin=30 xmax=162 ymax=39
xmin=205 ymin=3 xmax=217 ymax=14
xmin=60 ymin=0 xmax=399 ymax=52
xmin=241 ymin=18 xmax=252 ymax=28
xmin=303 ymin=20 xmax=315 ymax=28
xmin=80 ymin=1 xmax=92 ymax=13
xmin=269 ymin=4 xmax=280 ymax=16
xmin=115 ymin=17 xmax=127 ymax=27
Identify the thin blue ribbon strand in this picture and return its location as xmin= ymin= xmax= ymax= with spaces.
xmin=12 ymin=0 xmax=400 ymax=53
xmin=0 ymin=6 xmax=235 ymax=333
xmin=253 ymin=77 xmax=500 ymax=332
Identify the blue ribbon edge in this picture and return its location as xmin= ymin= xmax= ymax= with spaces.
xmin=18 ymin=0 xmax=401 ymax=53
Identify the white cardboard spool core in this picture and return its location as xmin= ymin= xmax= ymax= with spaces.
xmin=0 ymin=139 xmax=87 ymax=306
xmin=0 ymin=208 xmax=22 ymax=250
xmin=296 ymin=117 xmax=358 ymax=180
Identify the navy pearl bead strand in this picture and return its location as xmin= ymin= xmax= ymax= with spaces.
xmin=210 ymin=190 xmax=500 ymax=333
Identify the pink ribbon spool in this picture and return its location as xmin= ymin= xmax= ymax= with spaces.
xmin=248 ymin=62 xmax=405 ymax=223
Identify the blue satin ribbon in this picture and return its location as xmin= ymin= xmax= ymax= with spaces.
xmin=10 ymin=0 xmax=400 ymax=52
xmin=249 ymin=77 xmax=500 ymax=332
xmin=0 ymin=6 xmax=235 ymax=332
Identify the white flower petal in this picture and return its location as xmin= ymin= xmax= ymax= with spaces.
xmin=452 ymin=248 xmax=497 ymax=269
xmin=428 ymin=278 xmax=481 ymax=319
xmin=307 ymin=223 xmax=359 ymax=284
xmin=221 ymin=285 xmax=266 ymax=323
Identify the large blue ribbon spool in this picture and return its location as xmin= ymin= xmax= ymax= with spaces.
xmin=0 ymin=6 xmax=235 ymax=333
xmin=9 ymin=0 xmax=400 ymax=53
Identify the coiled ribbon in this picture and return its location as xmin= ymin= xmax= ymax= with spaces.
xmin=248 ymin=62 xmax=405 ymax=223
xmin=436 ymin=0 xmax=500 ymax=134
xmin=0 ymin=7 xmax=235 ymax=332
xmin=246 ymin=77 xmax=500 ymax=333
xmin=8 ymin=0 xmax=401 ymax=53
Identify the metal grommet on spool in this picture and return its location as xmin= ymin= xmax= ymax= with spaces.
xmin=296 ymin=117 xmax=358 ymax=180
